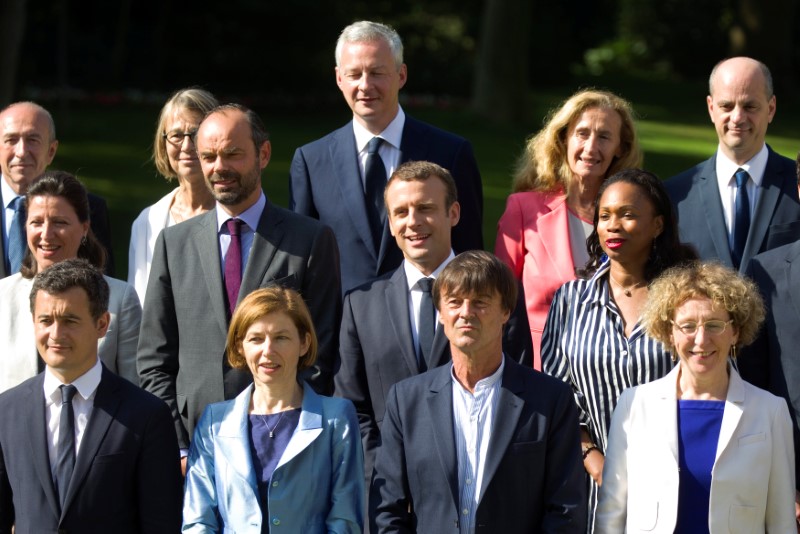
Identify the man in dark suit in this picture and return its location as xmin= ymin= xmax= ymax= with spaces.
xmin=370 ymin=250 xmax=585 ymax=533
xmin=289 ymin=20 xmax=483 ymax=294
xmin=337 ymin=161 xmax=530 ymax=492
xmin=665 ymin=57 xmax=800 ymax=272
xmin=740 ymin=241 xmax=800 ymax=522
xmin=138 ymin=104 xmax=341 ymax=471
xmin=0 ymin=259 xmax=181 ymax=533
xmin=0 ymin=101 xmax=115 ymax=277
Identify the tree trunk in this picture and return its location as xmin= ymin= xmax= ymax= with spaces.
xmin=0 ymin=0 xmax=28 ymax=107
xmin=471 ymin=0 xmax=531 ymax=124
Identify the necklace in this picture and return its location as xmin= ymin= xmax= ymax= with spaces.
xmin=259 ymin=411 xmax=286 ymax=438
xmin=608 ymin=274 xmax=644 ymax=297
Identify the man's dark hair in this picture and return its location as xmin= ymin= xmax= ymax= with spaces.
xmin=30 ymin=258 xmax=109 ymax=319
xmin=433 ymin=250 xmax=517 ymax=314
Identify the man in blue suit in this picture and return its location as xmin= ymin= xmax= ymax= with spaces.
xmin=370 ymin=251 xmax=584 ymax=533
xmin=665 ymin=57 xmax=800 ymax=272
xmin=0 ymin=259 xmax=181 ymax=533
xmin=290 ymin=20 xmax=483 ymax=294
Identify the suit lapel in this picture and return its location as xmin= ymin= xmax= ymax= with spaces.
xmin=384 ymin=269 xmax=420 ymax=375
xmin=218 ymin=387 xmax=259 ymax=492
xmin=429 ymin=324 xmax=450 ymax=369
xmin=743 ymin=149 xmax=784 ymax=268
xmin=24 ymin=375 xmax=61 ymax=519
xmin=657 ymin=366 xmax=680 ymax=465
xmin=784 ymin=242 xmax=800 ymax=319
xmin=698 ymin=159 xmax=734 ymax=265
xmin=538 ymin=194 xmax=578 ymax=280
xmin=196 ymin=211 xmax=228 ymax=334
xmin=426 ymin=368 xmax=460 ymax=509
xmin=715 ymin=370 xmax=745 ymax=463
xmin=239 ymin=201 xmax=281 ymax=300
xmin=477 ymin=362 xmax=523 ymax=503
xmin=276 ymin=385 xmax=323 ymax=469
xmin=61 ymin=368 xmax=122 ymax=519
xmin=329 ymin=126 xmax=377 ymax=263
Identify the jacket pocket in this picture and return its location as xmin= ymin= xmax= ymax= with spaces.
xmin=738 ymin=432 xmax=765 ymax=446
xmin=630 ymin=500 xmax=658 ymax=531
xmin=728 ymin=504 xmax=757 ymax=534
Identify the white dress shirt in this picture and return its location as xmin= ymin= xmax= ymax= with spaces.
xmin=452 ymin=358 xmax=504 ymax=533
xmin=353 ymin=106 xmax=406 ymax=190
xmin=44 ymin=359 xmax=102 ymax=476
xmin=402 ymin=252 xmax=455 ymax=357
xmin=715 ymin=144 xmax=768 ymax=248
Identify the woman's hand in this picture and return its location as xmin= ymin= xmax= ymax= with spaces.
xmin=584 ymin=449 xmax=604 ymax=486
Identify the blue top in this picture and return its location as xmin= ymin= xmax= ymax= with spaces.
xmin=249 ymin=409 xmax=301 ymax=533
xmin=676 ymin=399 xmax=725 ymax=533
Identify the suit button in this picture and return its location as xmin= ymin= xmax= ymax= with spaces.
xmin=272 ymin=480 xmax=279 ymax=487
xmin=272 ymin=518 xmax=281 ymax=526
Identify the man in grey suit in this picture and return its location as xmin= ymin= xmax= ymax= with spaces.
xmin=665 ymin=57 xmax=800 ymax=272
xmin=137 ymin=104 xmax=341 ymax=471
xmin=370 ymin=250 xmax=584 ymax=532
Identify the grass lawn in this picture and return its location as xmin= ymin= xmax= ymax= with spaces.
xmin=48 ymin=75 xmax=800 ymax=279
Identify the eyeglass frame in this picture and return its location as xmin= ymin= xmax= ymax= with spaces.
xmin=670 ymin=319 xmax=734 ymax=336
xmin=162 ymin=129 xmax=198 ymax=147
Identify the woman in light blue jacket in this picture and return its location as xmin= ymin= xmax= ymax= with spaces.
xmin=183 ymin=287 xmax=364 ymax=533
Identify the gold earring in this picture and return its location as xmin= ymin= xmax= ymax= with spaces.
xmin=730 ymin=344 xmax=737 ymax=360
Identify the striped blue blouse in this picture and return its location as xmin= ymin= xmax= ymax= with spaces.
xmin=541 ymin=259 xmax=674 ymax=531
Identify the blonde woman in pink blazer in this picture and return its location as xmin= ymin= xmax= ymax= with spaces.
xmin=496 ymin=90 xmax=641 ymax=368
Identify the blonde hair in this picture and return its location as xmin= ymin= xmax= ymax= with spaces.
xmin=642 ymin=262 xmax=765 ymax=351
xmin=226 ymin=287 xmax=318 ymax=372
xmin=512 ymin=89 xmax=641 ymax=193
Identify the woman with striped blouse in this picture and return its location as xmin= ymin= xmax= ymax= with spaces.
xmin=541 ymin=169 xmax=697 ymax=532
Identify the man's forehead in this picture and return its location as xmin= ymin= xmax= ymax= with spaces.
xmin=197 ymin=112 xmax=250 ymax=145
xmin=439 ymin=287 xmax=497 ymax=301
xmin=1 ymin=105 xmax=49 ymax=134
xmin=34 ymin=287 xmax=90 ymax=313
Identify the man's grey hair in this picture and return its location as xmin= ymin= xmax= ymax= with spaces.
xmin=335 ymin=20 xmax=404 ymax=69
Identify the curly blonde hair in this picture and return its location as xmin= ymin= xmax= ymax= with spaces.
xmin=512 ymin=89 xmax=641 ymax=193
xmin=642 ymin=262 xmax=765 ymax=350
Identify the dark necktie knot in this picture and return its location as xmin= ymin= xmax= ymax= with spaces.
xmin=735 ymin=168 xmax=749 ymax=188
xmin=367 ymin=136 xmax=383 ymax=155
xmin=9 ymin=195 xmax=22 ymax=212
xmin=60 ymin=384 xmax=77 ymax=404
xmin=417 ymin=277 xmax=434 ymax=294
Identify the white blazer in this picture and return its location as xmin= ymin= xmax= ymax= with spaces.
xmin=0 ymin=272 xmax=142 ymax=392
xmin=127 ymin=188 xmax=177 ymax=305
xmin=596 ymin=364 xmax=796 ymax=533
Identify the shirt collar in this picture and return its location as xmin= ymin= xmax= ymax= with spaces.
xmin=450 ymin=357 xmax=505 ymax=393
xmin=1 ymin=176 xmax=20 ymax=210
xmin=215 ymin=190 xmax=266 ymax=234
xmin=353 ymin=106 xmax=406 ymax=153
xmin=715 ymin=143 xmax=768 ymax=187
xmin=578 ymin=257 xmax=613 ymax=305
xmin=403 ymin=250 xmax=455 ymax=290
xmin=43 ymin=358 xmax=102 ymax=406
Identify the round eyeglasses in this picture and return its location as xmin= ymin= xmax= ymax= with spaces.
xmin=671 ymin=319 xmax=733 ymax=336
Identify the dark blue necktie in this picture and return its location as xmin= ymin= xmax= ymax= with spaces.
xmin=417 ymin=278 xmax=435 ymax=372
xmin=7 ymin=196 xmax=26 ymax=273
xmin=732 ymin=168 xmax=750 ymax=269
xmin=364 ymin=137 xmax=387 ymax=251
xmin=55 ymin=384 xmax=78 ymax=511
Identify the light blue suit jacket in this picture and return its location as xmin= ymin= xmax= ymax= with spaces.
xmin=183 ymin=382 xmax=364 ymax=533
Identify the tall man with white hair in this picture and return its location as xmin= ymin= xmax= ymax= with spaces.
xmin=290 ymin=20 xmax=484 ymax=294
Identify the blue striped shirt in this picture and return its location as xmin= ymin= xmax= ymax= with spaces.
xmin=541 ymin=259 xmax=673 ymax=531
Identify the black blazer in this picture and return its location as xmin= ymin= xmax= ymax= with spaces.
xmin=370 ymin=358 xmax=586 ymax=533
xmin=740 ymin=239 xmax=800 ymax=491
xmin=665 ymin=146 xmax=800 ymax=272
xmin=0 ymin=188 xmax=115 ymax=277
xmin=336 ymin=266 xmax=533 ymax=484
xmin=0 ymin=366 xmax=182 ymax=533
xmin=289 ymin=115 xmax=484 ymax=294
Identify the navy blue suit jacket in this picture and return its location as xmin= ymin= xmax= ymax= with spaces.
xmin=370 ymin=358 xmax=585 ymax=533
xmin=0 ymin=365 xmax=182 ymax=533
xmin=665 ymin=146 xmax=800 ymax=272
xmin=740 ymin=240 xmax=800 ymax=491
xmin=289 ymin=115 xmax=484 ymax=293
